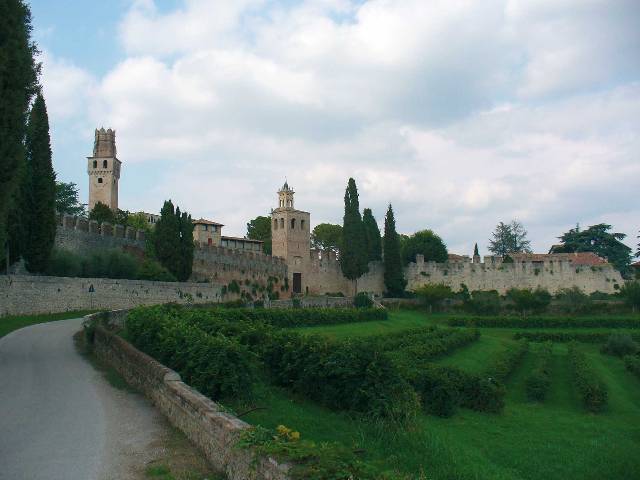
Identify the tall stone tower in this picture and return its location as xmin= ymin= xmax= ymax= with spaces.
xmin=87 ymin=127 xmax=121 ymax=211
xmin=271 ymin=182 xmax=311 ymax=294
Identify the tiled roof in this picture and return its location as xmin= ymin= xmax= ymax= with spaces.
xmin=192 ymin=218 xmax=224 ymax=226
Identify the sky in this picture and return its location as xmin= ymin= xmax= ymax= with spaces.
xmin=30 ymin=0 xmax=640 ymax=255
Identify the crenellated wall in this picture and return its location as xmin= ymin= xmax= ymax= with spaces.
xmin=55 ymin=214 xmax=146 ymax=255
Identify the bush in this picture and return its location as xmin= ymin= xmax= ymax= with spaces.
xmin=448 ymin=315 xmax=640 ymax=329
xmin=82 ymin=249 xmax=139 ymax=279
xmin=556 ymin=287 xmax=593 ymax=314
xmin=624 ymin=355 xmax=640 ymax=380
xmin=354 ymin=292 xmax=373 ymax=308
xmin=568 ymin=342 xmax=608 ymax=412
xmin=45 ymin=248 xmax=83 ymax=277
xmin=525 ymin=342 xmax=553 ymax=401
xmin=414 ymin=283 xmax=454 ymax=312
xmin=514 ymin=331 xmax=640 ymax=343
xmin=136 ymin=259 xmax=177 ymax=281
xmin=620 ymin=281 xmax=640 ymax=312
xmin=506 ymin=288 xmax=551 ymax=315
xmin=601 ymin=333 xmax=639 ymax=357
xmin=465 ymin=290 xmax=501 ymax=315
xmin=483 ymin=339 xmax=528 ymax=382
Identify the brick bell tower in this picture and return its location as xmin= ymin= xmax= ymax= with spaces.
xmin=271 ymin=181 xmax=311 ymax=295
xmin=87 ymin=127 xmax=121 ymax=211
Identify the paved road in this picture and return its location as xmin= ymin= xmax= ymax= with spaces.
xmin=0 ymin=318 xmax=165 ymax=480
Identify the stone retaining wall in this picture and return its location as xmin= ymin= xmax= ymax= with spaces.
xmin=89 ymin=312 xmax=289 ymax=480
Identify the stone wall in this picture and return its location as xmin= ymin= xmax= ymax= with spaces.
xmin=306 ymin=250 xmax=384 ymax=296
xmin=89 ymin=312 xmax=289 ymax=480
xmin=0 ymin=275 xmax=223 ymax=316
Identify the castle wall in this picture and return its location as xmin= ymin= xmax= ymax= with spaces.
xmin=305 ymin=250 xmax=385 ymax=296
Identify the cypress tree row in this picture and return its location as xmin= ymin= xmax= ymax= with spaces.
xmin=155 ymin=200 xmax=181 ymax=278
xmin=363 ymin=208 xmax=382 ymax=261
xmin=383 ymin=204 xmax=406 ymax=296
xmin=178 ymin=210 xmax=194 ymax=281
xmin=340 ymin=178 xmax=368 ymax=280
xmin=22 ymin=94 xmax=56 ymax=272
xmin=0 ymin=0 xmax=39 ymax=266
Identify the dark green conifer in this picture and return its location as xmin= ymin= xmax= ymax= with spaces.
xmin=155 ymin=200 xmax=181 ymax=277
xmin=340 ymin=178 xmax=368 ymax=280
xmin=474 ymin=243 xmax=480 ymax=257
xmin=383 ymin=204 xmax=406 ymax=296
xmin=363 ymin=208 xmax=382 ymax=261
xmin=177 ymin=210 xmax=194 ymax=281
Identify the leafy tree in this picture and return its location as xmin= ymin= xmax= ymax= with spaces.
xmin=21 ymin=94 xmax=56 ymax=273
xmin=620 ymin=282 xmax=640 ymax=313
xmin=555 ymin=287 xmax=592 ymax=314
xmin=126 ymin=212 xmax=151 ymax=233
xmin=506 ymin=288 xmax=551 ymax=315
xmin=55 ymin=181 xmax=85 ymax=216
xmin=362 ymin=208 xmax=382 ymax=261
xmin=552 ymin=223 xmax=632 ymax=275
xmin=0 ymin=0 xmax=39 ymax=263
xmin=403 ymin=229 xmax=448 ymax=265
xmin=488 ymin=220 xmax=532 ymax=256
xmin=466 ymin=290 xmax=501 ymax=315
xmin=340 ymin=178 xmax=368 ymax=280
xmin=311 ymin=223 xmax=343 ymax=254
xmin=115 ymin=209 xmax=130 ymax=226
xmin=246 ymin=215 xmax=272 ymax=254
xmin=177 ymin=208 xmax=194 ymax=281
xmin=383 ymin=204 xmax=406 ymax=296
xmin=414 ymin=283 xmax=454 ymax=312
xmin=154 ymin=200 xmax=181 ymax=277
xmin=89 ymin=202 xmax=116 ymax=225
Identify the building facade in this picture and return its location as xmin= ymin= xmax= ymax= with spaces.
xmin=87 ymin=128 xmax=121 ymax=211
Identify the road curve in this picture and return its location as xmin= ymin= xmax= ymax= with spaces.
xmin=0 ymin=318 xmax=165 ymax=480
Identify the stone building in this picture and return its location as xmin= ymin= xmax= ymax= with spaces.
xmin=87 ymin=128 xmax=121 ymax=211
xmin=193 ymin=218 xmax=224 ymax=246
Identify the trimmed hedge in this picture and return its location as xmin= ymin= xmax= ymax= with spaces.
xmin=206 ymin=307 xmax=388 ymax=327
xmin=483 ymin=339 xmax=529 ymax=382
xmin=525 ymin=342 xmax=553 ymax=401
xmin=448 ymin=316 xmax=640 ymax=329
xmin=624 ymin=355 xmax=640 ymax=380
xmin=568 ymin=342 xmax=608 ymax=413
xmin=514 ymin=331 xmax=640 ymax=343
xmin=124 ymin=305 xmax=255 ymax=402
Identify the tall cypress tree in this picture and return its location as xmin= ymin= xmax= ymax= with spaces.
xmin=383 ymin=204 xmax=406 ymax=296
xmin=177 ymin=210 xmax=194 ymax=281
xmin=362 ymin=208 xmax=382 ymax=261
xmin=0 ymin=0 xmax=39 ymax=265
xmin=474 ymin=243 xmax=480 ymax=257
xmin=155 ymin=200 xmax=181 ymax=278
xmin=340 ymin=178 xmax=368 ymax=280
xmin=21 ymin=94 xmax=56 ymax=272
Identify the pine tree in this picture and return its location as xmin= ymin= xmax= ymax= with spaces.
xmin=383 ymin=204 xmax=406 ymax=296
xmin=474 ymin=243 xmax=479 ymax=257
xmin=362 ymin=208 xmax=382 ymax=261
xmin=22 ymin=94 xmax=56 ymax=272
xmin=155 ymin=200 xmax=181 ymax=277
xmin=340 ymin=178 xmax=368 ymax=280
xmin=636 ymin=230 xmax=639 ymax=259
xmin=0 ymin=0 xmax=39 ymax=265
xmin=177 ymin=210 xmax=194 ymax=281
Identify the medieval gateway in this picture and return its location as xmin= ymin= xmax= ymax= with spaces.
xmin=74 ymin=128 xmax=624 ymax=297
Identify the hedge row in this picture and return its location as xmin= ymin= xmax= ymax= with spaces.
xmin=206 ymin=307 xmax=388 ymax=327
xmin=525 ymin=342 xmax=553 ymax=401
xmin=624 ymin=355 xmax=640 ymax=380
xmin=567 ymin=342 xmax=608 ymax=412
xmin=514 ymin=331 xmax=640 ymax=343
xmin=447 ymin=316 xmax=640 ymax=329
xmin=483 ymin=339 xmax=529 ymax=382
xmin=124 ymin=306 xmax=255 ymax=401
xmin=261 ymin=331 xmax=419 ymax=422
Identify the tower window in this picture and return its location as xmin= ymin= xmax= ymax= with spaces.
xmin=301 ymin=219 xmax=305 ymax=230
xmin=98 ymin=178 xmax=103 ymax=183
xmin=273 ymin=219 xmax=278 ymax=230
xmin=93 ymin=160 xmax=97 ymax=168
xmin=279 ymin=218 xmax=284 ymax=228
xmin=103 ymin=160 xmax=108 ymax=168
xmin=291 ymin=218 xmax=296 ymax=229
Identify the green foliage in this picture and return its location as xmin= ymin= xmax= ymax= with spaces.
xmin=601 ymin=333 xmax=638 ymax=357
xmin=620 ymin=281 xmax=640 ymax=310
xmin=465 ymin=290 xmax=501 ymax=315
xmin=483 ymin=339 xmax=528 ymax=383
xmin=383 ymin=204 xmax=406 ymax=296
xmin=45 ymin=248 xmax=83 ymax=277
xmin=506 ymin=287 xmax=552 ymax=314
xmin=340 ymin=178 xmax=368 ymax=280
xmin=126 ymin=212 xmax=151 ymax=233
xmin=154 ymin=200 xmax=194 ymax=281
xmin=354 ymin=292 xmax=373 ymax=308
xmin=55 ymin=181 xmax=85 ymax=216
xmin=448 ymin=315 xmax=640 ymax=329
xmin=555 ymin=286 xmax=593 ymax=314
xmin=125 ymin=305 xmax=255 ymax=401
xmin=177 ymin=208 xmax=194 ymax=281
xmin=514 ymin=331 xmax=640 ymax=343
xmin=553 ymin=223 xmax=632 ymax=275
xmin=246 ymin=215 xmax=272 ymax=254
xmin=624 ymin=355 xmax=640 ymax=380
xmin=21 ymin=94 xmax=56 ymax=273
xmin=473 ymin=243 xmax=479 ymax=257
xmin=525 ymin=342 xmax=553 ymax=401
xmin=82 ymin=249 xmax=139 ymax=279
xmin=137 ymin=258 xmax=177 ymax=282
xmin=488 ymin=220 xmax=532 ymax=256
xmin=311 ymin=223 xmax=343 ymax=254
xmin=402 ymin=229 xmax=448 ymax=265
xmin=362 ymin=208 xmax=382 ymax=261
xmin=89 ymin=201 xmax=116 ymax=224
xmin=414 ymin=283 xmax=454 ymax=311
xmin=568 ymin=342 xmax=608 ymax=412
xmin=0 ymin=0 xmax=39 ymax=261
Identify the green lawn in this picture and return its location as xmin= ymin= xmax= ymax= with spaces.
xmin=0 ymin=310 xmax=94 ymax=338
xmin=243 ymin=309 xmax=640 ymax=480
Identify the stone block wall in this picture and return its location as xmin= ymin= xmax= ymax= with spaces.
xmin=0 ymin=276 xmax=223 ymax=316
xmin=90 ymin=313 xmax=289 ymax=480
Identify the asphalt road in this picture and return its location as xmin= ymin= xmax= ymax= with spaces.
xmin=0 ymin=318 xmax=165 ymax=480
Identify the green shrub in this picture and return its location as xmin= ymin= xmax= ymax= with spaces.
xmin=45 ymin=248 xmax=83 ymax=277
xmin=82 ymin=249 xmax=139 ymax=279
xmin=568 ymin=342 xmax=608 ymax=412
xmin=448 ymin=315 xmax=640 ymax=329
xmin=506 ymin=287 xmax=551 ymax=315
xmin=483 ymin=339 xmax=528 ymax=382
xmin=514 ymin=331 xmax=640 ymax=343
xmin=620 ymin=281 xmax=640 ymax=312
xmin=601 ymin=333 xmax=639 ymax=357
xmin=414 ymin=283 xmax=454 ymax=312
xmin=136 ymin=258 xmax=177 ymax=281
xmin=465 ymin=290 xmax=501 ymax=315
xmin=525 ymin=342 xmax=553 ymax=401
xmin=624 ymin=355 xmax=640 ymax=380
xmin=354 ymin=292 xmax=373 ymax=308
xmin=555 ymin=287 xmax=593 ymax=314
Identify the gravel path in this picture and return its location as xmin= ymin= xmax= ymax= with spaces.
xmin=0 ymin=318 xmax=168 ymax=480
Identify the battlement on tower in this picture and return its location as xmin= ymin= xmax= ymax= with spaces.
xmin=93 ymin=127 xmax=117 ymax=158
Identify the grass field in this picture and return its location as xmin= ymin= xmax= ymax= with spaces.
xmin=0 ymin=310 xmax=95 ymax=338
xmin=239 ymin=309 xmax=640 ymax=480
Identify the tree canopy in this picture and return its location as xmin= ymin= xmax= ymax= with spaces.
xmin=55 ymin=181 xmax=85 ymax=216
xmin=551 ymin=223 xmax=632 ymax=274
xmin=488 ymin=220 xmax=532 ymax=256
xmin=383 ymin=204 xmax=406 ymax=296
xmin=311 ymin=223 xmax=343 ymax=254
xmin=154 ymin=200 xmax=194 ymax=281
xmin=246 ymin=215 xmax=272 ymax=254
xmin=89 ymin=202 xmax=116 ymax=225
xmin=340 ymin=178 xmax=368 ymax=280
xmin=362 ymin=208 xmax=382 ymax=261
xmin=402 ymin=229 xmax=448 ymax=265
xmin=474 ymin=243 xmax=479 ymax=257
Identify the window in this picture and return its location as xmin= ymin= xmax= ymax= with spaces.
xmin=291 ymin=218 xmax=296 ymax=229
xmin=301 ymin=219 xmax=305 ymax=230
xmin=202 ymin=225 xmax=208 ymax=231
xmin=273 ymin=219 xmax=278 ymax=230
xmin=103 ymin=160 xmax=108 ymax=168
xmin=93 ymin=160 xmax=97 ymax=168
xmin=279 ymin=218 xmax=284 ymax=228
xmin=212 ymin=225 xmax=217 ymax=232
xmin=97 ymin=178 xmax=103 ymax=183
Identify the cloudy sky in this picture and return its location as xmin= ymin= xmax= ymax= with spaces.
xmin=31 ymin=0 xmax=639 ymax=255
